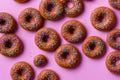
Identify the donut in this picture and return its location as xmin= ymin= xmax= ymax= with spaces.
xmin=90 ymin=6 xmax=116 ymax=31
xmin=10 ymin=61 xmax=34 ymax=80
xmin=18 ymin=8 xmax=43 ymax=31
xmin=14 ymin=0 xmax=28 ymax=3
xmin=0 ymin=12 xmax=15 ymax=33
xmin=0 ymin=34 xmax=23 ymax=57
xmin=39 ymin=0 xmax=63 ymax=20
xmin=61 ymin=20 xmax=86 ymax=43
xmin=106 ymin=51 xmax=120 ymax=74
xmin=108 ymin=0 xmax=120 ymax=10
xmin=35 ymin=28 xmax=60 ymax=51
xmin=37 ymin=69 xmax=59 ymax=80
xmin=60 ymin=0 xmax=83 ymax=17
xmin=106 ymin=29 xmax=120 ymax=50
xmin=33 ymin=54 xmax=47 ymax=67
xmin=82 ymin=36 xmax=106 ymax=58
xmin=54 ymin=44 xmax=80 ymax=68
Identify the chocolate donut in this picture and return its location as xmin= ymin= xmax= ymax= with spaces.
xmin=39 ymin=0 xmax=63 ymax=20
xmin=82 ymin=36 xmax=106 ymax=58
xmin=0 ymin=12 xmax=15 ymax=33
xmin=37 ymin=69 xmax=59 ymax=80
xmin=108 ymin=0 xmax=120 ymax=10
xmin=10 ymin=61 xmax=34 ymax=80
xmin=90 ymin=6 xmax=116 ymax=31
xmin=18 ymin=8 xmax=43 ymax=31
xmin=60 ymin=0 xmax=83 ymax=17
xmin=35 ymin=28 xmax=60 ymax=51
xmin=0 ymin=34 xmax=23 ymax=57
xmin=61 ymin=20 xmax=86 ymax=43
xmin=106 ymin=51 xmax=120 ymax=74
xmin=107 ymin=29 xmax=120 ymax=50
xmin=54 ymin=44 xmax=80 ymax=68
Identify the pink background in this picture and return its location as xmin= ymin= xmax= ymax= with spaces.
xmin=0 ymin=0 xmax=120 ymax=80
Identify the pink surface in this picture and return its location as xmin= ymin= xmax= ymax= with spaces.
xmin=0 ymin=0 xmax=120 ymax=80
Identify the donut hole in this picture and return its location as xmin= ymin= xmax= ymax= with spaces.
xmin=44 ymin=75 xmax=50 ymax=79
xmin=113 ymin=57 xmax=120 ymax=65
xmin=25 ymin=14 xmax=32 ymax=22
xmin=89 ymin=43 xmax=96 ymax=50
xmin=68 ymin=26 xmax=75 ymax=34
xmin=113 ymin=35 xmax=120 ymax=43
xmin=0 ymin=19 xmax=6 ymax=25
xmin=61 ymin=52 xmax=69 ymax=59
xmin=5 ymin=40 xmax=12 ymax=48
xmin=66 ymin=1 xmax=73 ymax=8
xmin=97 ymin=13 xmax=105 ymax=22
xmin=17 ymin=68 xmax=24 ymax=76
xmin=116 ymin=59 xmax=120 ymax=65
xmin=42 ymin=35 xmax=49 ymax=42
xmin=46 ymin=3 xmax=54 ymax=12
